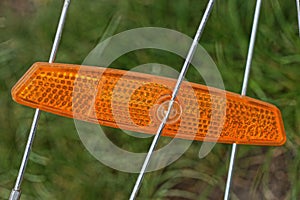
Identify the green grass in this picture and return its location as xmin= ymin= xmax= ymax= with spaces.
xmin=0 ymin=0 xmax=300 ymax=199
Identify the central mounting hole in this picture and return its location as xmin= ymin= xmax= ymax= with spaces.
xmin=156 ymin=100 xmax=182 ymax=124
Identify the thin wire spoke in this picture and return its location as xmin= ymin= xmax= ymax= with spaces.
xmin=49 ymin=0 xmax=71 ymax=63
xmin=297 ymin=0 xmax=300 ymax=36
xmin=9 ymin=1 xmax=71 ymax=200
xmin=224 ymin=0 xmax=262 ymax=200
xmin=129 ymin=1 xmax=215 ymax=199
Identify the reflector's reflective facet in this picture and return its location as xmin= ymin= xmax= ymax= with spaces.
xmin=12 ymin=62 xmax=286 ymax=146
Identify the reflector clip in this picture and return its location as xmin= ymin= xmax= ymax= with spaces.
xmin=12 ymin=62 xmax=286 ymax=146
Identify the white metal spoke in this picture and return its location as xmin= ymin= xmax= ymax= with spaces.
xmin=9 ymin=1 xmax=71 ymax=200
xmin=297 ymin=0 xmax=300 ymax=36
xmin=129 ymin=0 xmax=215 ymax=199
xmin=224 ymin=0 xmax=262 ymax=200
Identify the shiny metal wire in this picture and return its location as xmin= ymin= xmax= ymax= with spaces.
xmin=9 ymin=1 xmax=71 ymax=200
xmin=129 ymin=0 xmax=215 ymax=199
xmin=297 ymin=0 xmax=300 ymax=36
xmin=224 ymin=0 xmax=262 ymax=199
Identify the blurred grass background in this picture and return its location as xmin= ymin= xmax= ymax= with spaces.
xmin=0 ymin=0 xmax=300 ymax=199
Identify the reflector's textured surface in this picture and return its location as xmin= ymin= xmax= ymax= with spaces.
xmin=12 ymin=62 xmax=286 ymax=145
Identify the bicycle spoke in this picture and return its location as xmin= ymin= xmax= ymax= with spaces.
xmin=129 ymin=0 xmax=215 ymax=199
xmin=297 ymin=0 xmax=300 ymax=36
xmin=9 ymin=1 xmax=71 ymax=200
xmin=224 ymin=0 xmax=262 ymax=199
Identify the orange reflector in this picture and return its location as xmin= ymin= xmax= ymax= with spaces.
xmin=12 ymin=62 xmax=286 ymax=146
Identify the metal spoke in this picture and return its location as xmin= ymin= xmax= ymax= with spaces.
xmin=297 ymin=0 xmax=300 ymax=36
xmin=224 ymin=0 xmax=262 ymax=200
xmin=9 ymin=1 xmax=71 ymax=200
xmin=129 ymin=0 xmax=215 ymax=199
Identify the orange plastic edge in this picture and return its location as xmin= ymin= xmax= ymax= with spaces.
xmin=11 ymin=62 xmax=286 ymax=146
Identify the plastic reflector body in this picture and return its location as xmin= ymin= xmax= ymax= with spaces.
xmin=12 ymin=62 xmax=286 ymax=146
